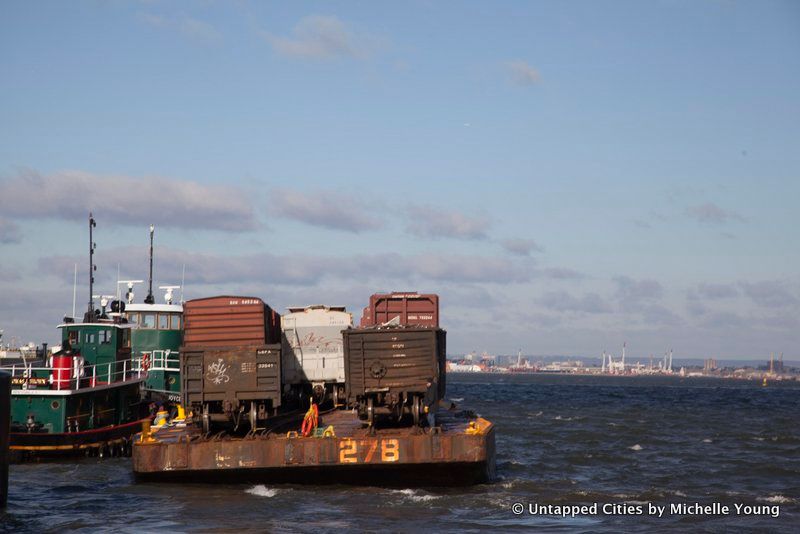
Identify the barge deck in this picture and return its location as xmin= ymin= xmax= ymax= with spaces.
xmin=133 ymin=408 xmax=495 ymax=486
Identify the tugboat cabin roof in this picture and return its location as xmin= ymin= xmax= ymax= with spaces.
xmin=125 ymin=304 xmax=183 ymax=313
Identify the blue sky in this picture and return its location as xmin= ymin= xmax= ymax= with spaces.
xmin=1 ymin=1 xmax=798 ymax=360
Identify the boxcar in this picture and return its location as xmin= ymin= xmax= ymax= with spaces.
xmin=281 ymin=305 xmax=352 ymax=405
xmin=359 ymin=292 xmax=439 ymax=328
xmin=182 ymin=296 xmax=281 ymax=347
xmin=181 ymin=344 xmax=281 ymax=432
xmin=344 ymin=326 xmax=446 ymax=427
xmin=181 ymin=296 xmax=282 ymax=432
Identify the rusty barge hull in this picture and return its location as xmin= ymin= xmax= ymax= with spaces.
xmin=133 ymin=410 xmax=495 ymax=486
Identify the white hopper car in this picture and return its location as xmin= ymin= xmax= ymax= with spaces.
xmin=281 ymin=305 xmax=352 ymax=405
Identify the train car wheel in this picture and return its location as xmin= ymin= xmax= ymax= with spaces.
xmin=202 ymin=404 xmax=210 ymax=434
xmin=412 ymin=395 xmax=421 ymax=426
xmin=249 ymin=401 xmax=258 ymax=431
xmin=367 ymin=397 xmax=375 ymax=427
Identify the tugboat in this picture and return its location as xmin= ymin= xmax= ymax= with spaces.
xmin=1 ymin=214 xmax=148 ymax=460
xmin=119 ymin=225 xmax=183 ymax=406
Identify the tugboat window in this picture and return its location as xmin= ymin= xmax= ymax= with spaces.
xmin=69 ymin=331 xmax=78 ymax=345
xmin=128 ymin=313 xmax=139 ymax=326
xmin=171 ymin=315 xmax=181 ymax=330
xmin=85 ymin=333 xmax=95 ymax=344
xmin=142 ymin=313 xmax=156 ymax=329
xmin=158 ymin=314 xmax=169 ymax=330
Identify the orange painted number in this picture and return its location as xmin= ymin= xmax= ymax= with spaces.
xmin=381 ymin=439 xmax=400 ymax=462
xmin=364 ymin=440 xmax=379 ymax=463
xmin=339 ymin=440 xmax=358 ymax=463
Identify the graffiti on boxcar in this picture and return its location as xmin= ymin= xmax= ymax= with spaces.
xmin=207 ymin=358 xmax=231 ymax=385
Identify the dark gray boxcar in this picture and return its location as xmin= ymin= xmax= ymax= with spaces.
xmin=344 ymin=327 xmax=446 ymax=427
xmin=181 ymin=344 xmax=281 ymax=432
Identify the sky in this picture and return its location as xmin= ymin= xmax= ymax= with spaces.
xmin=1 ymin=1 xmax=799 ymax=360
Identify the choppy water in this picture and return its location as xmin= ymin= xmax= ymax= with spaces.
xmin=2 ymin=374 xmax=799 ymax=532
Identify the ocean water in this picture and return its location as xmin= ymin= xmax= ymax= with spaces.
xmin=2 ymin=373 xmax=798 ymax=532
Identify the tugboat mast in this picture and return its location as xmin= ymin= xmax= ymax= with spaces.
xmin=87 ymin=213 xmax=97 ymax=321
xmin=144 ymin=224 xmax=155 ymax=304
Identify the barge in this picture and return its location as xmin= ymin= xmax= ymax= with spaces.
xmin=133 ymin=407 xmax=495 ymax=486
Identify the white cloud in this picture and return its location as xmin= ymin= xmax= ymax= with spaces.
xmin=262 ymin=15 xmax=374 ymax=60
xmin=539 ymin=291 xmax=611 ymax=314
xmin=180 ymin=17 xmax=222 ymax=43
xmin=693 ymin=282 xmax=739 ymax=300
xmin=0 ymin=169 xmax=257 ymax=232
xmin=614 ymin=276 xmax=663 ymax=304
xmin=685 ymin=203 xmax=745 ymax=224
xmin=38 ymin=248 xmax=537 ymax=288
xmin=499 ymin=238 xmax=543 ymax=256
xmin=406 ymin=205 xmax=491 ymax=240
xmin=506 ymin=60 xmax=540 ymax=86
xmin=740 ymin=280 xmax=798 ymax=308
xmin=137 ymin=13 xmax=221 ymax=43
xmin=269 ymin=187 xmax=383 ymax=233
xmin=0 ymin=217 xmax=21 ymax=243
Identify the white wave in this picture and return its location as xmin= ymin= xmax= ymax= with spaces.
xmin=758 ymin=495 xmax=793 ymax=504
xmin=629 ymin=444 xmax=643 ymax=451
xmin=450 ymin=398 xmax=464 ymax=402
xmin=554 ymin=415 xmax=573 ymax=421
xmin=753 ymin=437 xmax=765 ymax=441
xmin=702 ymin=438 xmax=713 ymax=443
xmin=670 ymin=490 xmax=688 ymax=497
xmin=528 ymin=411 xmax=543 ymax=417
xmin=392 ymin=489 xmax=441 ymax=502
xmin=245 ymin=485 xmax=278 ymax=498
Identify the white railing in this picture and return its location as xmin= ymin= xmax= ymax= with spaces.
xmin=132 ymin=349 xmax=180 ymax=373
xmin=2 ymin=357 xmax=143 ymax=391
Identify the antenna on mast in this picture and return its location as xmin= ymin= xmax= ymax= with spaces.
xmin=144 ymin=224 xmax=155 ymax=304
xmin=180 ymin=263 xmax=186 ymax=303
xmin=72 ymin=263 xmax=77 ymax=319
xmin=86 ymin=213 xmax=97 ymax=322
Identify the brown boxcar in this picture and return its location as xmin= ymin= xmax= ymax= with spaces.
xmin=183 ymin=296 xmax=281 ymax=347
xmin=359 ymin=292 xmax=440 ymax=328
xmin=344 ymin=327 xmax=446 ymax=427
xmin=181 ymin=344 xmax=281 ymax=433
